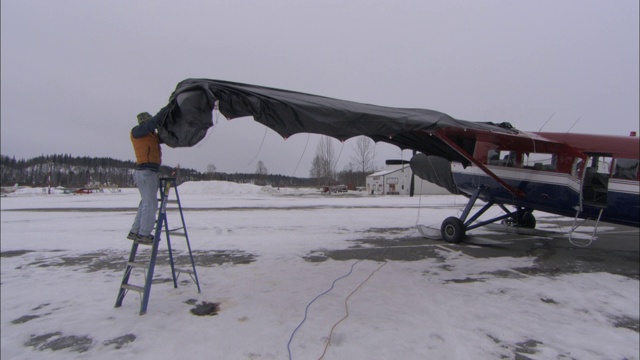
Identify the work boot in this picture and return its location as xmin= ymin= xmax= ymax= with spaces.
xmin=136 ymin=234 xmax=155 ymax=245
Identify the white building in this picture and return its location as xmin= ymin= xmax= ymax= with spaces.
xmin=365 ymin=162 xmax=450 ymax=196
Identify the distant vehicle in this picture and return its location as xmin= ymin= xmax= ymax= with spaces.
xmin=74 ymin=188 xmax=94 ymax=194
xmin=321 ymin=185 xmax=348 ymax=194
xmin=74 ymin=187 xmax=104 ymax=194
xmin=331 ymin=185 xmax=348 ymax=193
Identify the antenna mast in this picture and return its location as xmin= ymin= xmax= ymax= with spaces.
xmin=538 ymin=112 xmax=556 ymax=132
xmin=566 ymin=117 xmax=581 ymax=133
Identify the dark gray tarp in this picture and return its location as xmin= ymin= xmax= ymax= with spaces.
xmin=157 ymin=87 xmax=216 ymax=148
xmin=158 ymin=78 xmax=518 ymax=164
xmin=410 ymin=153 xmax=459 ymax=194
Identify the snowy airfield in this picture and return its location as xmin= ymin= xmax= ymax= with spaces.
xmin=1 ymin=181 xmax=638 ymax=360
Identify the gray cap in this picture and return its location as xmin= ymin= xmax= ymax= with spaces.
xmin=137 ymin=112 xmax=152 ymax=124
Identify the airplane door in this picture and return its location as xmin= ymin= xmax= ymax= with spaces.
xmin=581 ymin=155 xmax=611 ymax=207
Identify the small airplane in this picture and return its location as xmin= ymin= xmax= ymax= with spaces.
xmin=157 ymin=79 xmax=639 ymax=243
xmin=409 ymin=130 xmax=639 ymax=242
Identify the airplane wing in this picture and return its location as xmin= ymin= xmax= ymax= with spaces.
xmin=158 ymin=78 xmax=519 ymax=166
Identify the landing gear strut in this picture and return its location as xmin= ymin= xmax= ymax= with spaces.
xmin=440 ymin=188 xmax=536 ymax=243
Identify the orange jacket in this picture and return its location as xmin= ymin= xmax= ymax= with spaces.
xmin=131 ymin=131 xmax=162 ymax=169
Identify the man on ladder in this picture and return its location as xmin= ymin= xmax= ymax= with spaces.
xmin=116 ymin=106 xmax=201 ymax=315
xmin=127 ymin=106 xmax=171 ymax=244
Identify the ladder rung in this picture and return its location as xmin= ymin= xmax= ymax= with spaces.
xmin=121 ymin=284 xmax=144 ymax=293
xmin=176 ymin=268 xmax=194 ymax=275
xmin=168 ymin=231 xmax=186 ymax=237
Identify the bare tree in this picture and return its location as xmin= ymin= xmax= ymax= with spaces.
xmin=256 ymin=160 xmax=267 ymax=175
xmin=309 ymin=136 xmax=337 ymax=185
xmin=206 ymin=163 xmax=217 ymax=180
xmin=348 ymin=136 xmax=376 ymax=186
xmin=351 ymin=136 xmax=375 ymax=173
xmin=310 ymin=155 xmax=321 ymax=179
xmin=255 ymin=160 xmax=268 ymax=185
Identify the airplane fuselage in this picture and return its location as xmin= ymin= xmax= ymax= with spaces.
xmin=452 ymin=163 xmax=640 ymax=227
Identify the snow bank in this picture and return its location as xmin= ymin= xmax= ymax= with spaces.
xmin=177 ymin=180 xmax=267 ymax=195
xmin=5 ymin=187 xmax=67 ymax=196
xmin=178 ymin=180 xmax=332 ymax=196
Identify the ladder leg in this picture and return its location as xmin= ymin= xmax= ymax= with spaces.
xmin=164 ymin=216 xmax=179 ymax=289
xmin=115 ymin=241 xmax=140 ymax=307
xmin=139 ymin=210 xmax=165 ymax=315
xmin=138 ymin=178 xmax=172 ymax=315
xmin=173 ymin=180 xmax=201 ymax=293
xmin=160 ymin=178 xmax=179 ymax=289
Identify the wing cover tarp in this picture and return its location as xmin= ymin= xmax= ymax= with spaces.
xmin=410 ymin=153 xmax=459 ymax=194
xmin=159 ymin=78 xmax=518 ymax=163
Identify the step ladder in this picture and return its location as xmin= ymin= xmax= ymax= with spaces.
xmin=115 ymin=177 xmax=201 ymax=315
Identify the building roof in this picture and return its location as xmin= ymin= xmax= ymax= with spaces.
xmin=367 ymin=165 xmax=410 ymax=177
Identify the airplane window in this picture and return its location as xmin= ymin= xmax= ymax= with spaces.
xmin=487 ymin=150 xmax=517 ymax=167
xmin=500 ymin=151 xmax=517 ymax=167
xmin=572 ymin=158 xmax=584 ymax=177
xmin=595 ymin=156 xmax=612 ymax=175
xmin=613 ymin=158 xmax=639 ymax=180
xmin=524 ymin=153 xmax=556 ymax=171
xmin=487 ymin=150 xmax=499 ymax=165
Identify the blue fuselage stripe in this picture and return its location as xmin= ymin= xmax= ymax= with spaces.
xmin=453 ymin=169 xmax=639 ymax=227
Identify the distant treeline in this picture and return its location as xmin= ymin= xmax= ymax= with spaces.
xmin=0 ymin=154 xmax=321 ymax=188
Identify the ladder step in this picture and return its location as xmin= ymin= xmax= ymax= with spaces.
xmin=121 ymin=284 xmax=144 ymax=293
xmin=168 ymin=227 xmax=186 ymax=237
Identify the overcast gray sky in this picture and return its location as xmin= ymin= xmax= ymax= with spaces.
xmin=2 ymin=0 xmax=638 ymax=177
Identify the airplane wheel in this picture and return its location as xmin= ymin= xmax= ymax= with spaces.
xmin=441 ymin=217 xmax=465 ymax=243
xmin=503 ymin=213 xmax=536 ymax=228
xmin=521 ymin=213 xmax=536 ymax=228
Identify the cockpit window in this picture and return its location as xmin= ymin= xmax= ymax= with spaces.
xmin=487 ymin=150 xmax=518 ymax=167
xmin=613 ymin=158 xmax=639 ymax=180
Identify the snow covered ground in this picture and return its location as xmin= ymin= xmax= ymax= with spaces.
xmin=1 ymin=181 xmax=638 ymax=359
